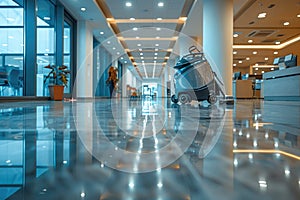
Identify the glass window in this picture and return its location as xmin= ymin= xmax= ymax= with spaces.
xmin=0 ymin=8 xmax=23 ymax=26
xmin=0 ymin=0 xmax=24 ymax=97
xmin=63 ymin=21 xmax=71 ymax=93
xmin=0 ymin=0 xmax=20 ymax=6
xmin=0 ymin=28 xmax=24 ymax=53
xmin=36 ymin=0 xmax=56 ymax=97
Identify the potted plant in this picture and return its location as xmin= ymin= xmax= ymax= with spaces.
xmin=44 ymin=64 xmax=70 ymax=100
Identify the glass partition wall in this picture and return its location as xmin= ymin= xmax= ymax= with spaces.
xmin=0 ymin=0 xmax=24 ymax=96
xmin=63 ymin=21 xmax=71 ymax=93
xmin=0 ymin=0 xmax=75 ymax=97
xmin=36 ymin=0 xmax=56 ymax=96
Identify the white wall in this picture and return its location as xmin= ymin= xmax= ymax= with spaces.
xmin=75 ymin=21 xmax=94 ymax=98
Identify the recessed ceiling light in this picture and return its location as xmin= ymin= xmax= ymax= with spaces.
xmin=156 ymin=28 xmax=161 ymax=31
xmin=157 ymin=18 xmax=162 ymax=20
xmin=248 ymin=39 xmax=253 ymax=43
xmin=141 ymin=57 xmax=144 ymax=59
xmin=238 ymin=60 xmax=243 ymax=64
xmin=233 ymin=51 xmax=237 ymax=54
xmin=8 ymin=36 xmax=14 ymax=39
xmin=107 ymin=41 xmax=111 ymax=44
xmin=126 ymin=2 xmax=132 ymax=7
xmin=124 ymin=61 xmax=127 ymax=63
xmin=140 ymin=53 xmax=143 ymax=55
xmin=233 ymin=64 xmax=237 ymax=67
xmin=156 ymin=36 xmax=160 ymax=39
xmin=297 ymin=14 xmax=300 ymax=18
xmin=155 ymin=48 xmax=158 ymax=51
xmin=275 ymin=41 xmax=280 ymax=44
xmin=154 ymin=57 xmax=157 ymax=59
xmin=100 ymin=31 xmax=104 ymax=35
xmin=265 ymin=57 xmax=269 ymax=60
xmin=271 ymin=67 xmax=274 ymax=70
xmin=137 ymin=44 xmax=141 ymax=46
xmin=80 ymin=7 xmax=86 ymax=12
xmin=154 ymin=53 xmax=158 ymax=55
xmin=155 ymin=44 xmax=159 ymax=46
xmin=253 ymin=51 xmax=257 ymax=54
xmin=121 ymin=57 xmax=124 ymax=59
xmin=283 ymin=21 xmax=289 ymax=26
xmin=273 ymin=51 xmax=278 ymax=54
xmin=246 ymin=57 xmax=250 ymax=60
xmin=133 ymin=27 xmax=138 ymax=31
xmin=257 ymin=12 xmax=267 ymax=19
xmin=233 ymin=33 xmax=239 ymax=38
xmin=255 ymin=68 xmax=258 ymax=70
xmin=158 ymin=2 xmax=164 ymax=7
xmin=117 ymin=52 xmax=120 ymax=55
xmin=139 ymin=48 xmax=142 ymax=51
xmin=136 ymin=36 xmax=140 ymax=39
xmin=130 ymin=17 xmax=135 ymax=20
xmin=112 ymin=47 xmax=116 ymax=50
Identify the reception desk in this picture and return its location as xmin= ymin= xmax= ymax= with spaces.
xmin=263 ymin=67 xmax=300 ymax=100
xmin=233 ymin=80 xmax=253 ymax=98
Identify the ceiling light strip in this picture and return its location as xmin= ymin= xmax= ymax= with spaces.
xmin=113 ymin=19 xmax=180 ymax=23
xmin=122 ymin=37 xmax=177 ymax=41
xmin=233 ymin=35 xmax=300 ymax=50
xmin=152 ymin=63 xmax=156 ymax=78
xmin=143 ymin=65 xmax=148 ymax=78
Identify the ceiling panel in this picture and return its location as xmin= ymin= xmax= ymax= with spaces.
xmin=125 ymin=40 xmax=172 ymax=50
xmin=131 ymin=51 xmax=167 ymax=58
xmin=120 ymin=28 xmax=176 ymax=38
xmin=105 ymin=0 xmax=186 ymax=19
xmin=234 ymin=28 xmax=300 ymax=44
xmin=235 ymin=0 xmax=300 ymax=28
xmin=117 ymin=23 xmax=178 ymax=34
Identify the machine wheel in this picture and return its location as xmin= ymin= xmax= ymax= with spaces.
xmin=208 ymin=94 xmax=217 ymax=104
xmin=171 ymin=95 xmax=178 ymax=103
xmin=179 ymin=93 xmax=191 ymax=104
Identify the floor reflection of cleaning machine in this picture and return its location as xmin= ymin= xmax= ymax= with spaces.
xmin=171 ymin=46 xmax=224 ymax=104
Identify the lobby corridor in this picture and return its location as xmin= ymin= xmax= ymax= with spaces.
xmin=0 ymin=99 xmax=299 ymax=200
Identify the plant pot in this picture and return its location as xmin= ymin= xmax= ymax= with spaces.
xmin=48 ymin=85 xmax=65 ymax=101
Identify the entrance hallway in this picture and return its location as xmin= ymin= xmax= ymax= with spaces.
xmin=0 ymin=99 xmax=300 ymax=199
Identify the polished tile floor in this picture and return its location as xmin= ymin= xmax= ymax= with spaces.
xmin=0 ymin=98 xmax=299 ymax=200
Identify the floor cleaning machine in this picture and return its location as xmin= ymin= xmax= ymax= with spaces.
xmin=171 ymin=46 xmax=224 ymax=104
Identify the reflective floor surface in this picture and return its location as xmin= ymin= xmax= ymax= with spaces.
xmin=0 ymin=98 xmax=299 ymax=200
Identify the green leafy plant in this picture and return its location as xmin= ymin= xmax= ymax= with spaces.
xmin=44 ymin=64 xmax=70 ymax=86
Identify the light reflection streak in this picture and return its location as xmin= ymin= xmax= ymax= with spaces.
xmin=233 ymin=149 xmax=300 ymax=160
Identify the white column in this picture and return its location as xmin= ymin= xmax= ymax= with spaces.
xmin=75 ymin=21 xmax=94 ymax=98
xmin=203 ymin=0 xmax=233 ymax=96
